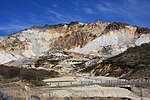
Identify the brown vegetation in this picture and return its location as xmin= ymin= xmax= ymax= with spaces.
xmin=93 ymin=43 xmax=150 ymax=78
xmin=0 ymin=65 xmax=59 ymax=80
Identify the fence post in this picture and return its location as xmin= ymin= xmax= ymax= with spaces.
xmin=70 ymin=82 xmax=72 ymax=86
xmin=140 ymin=88 xmax=143 ymax=100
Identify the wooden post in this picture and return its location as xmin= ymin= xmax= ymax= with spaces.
xmin=140 ymin=88 xmax=142 ymax=100
xmin=70 ymin=82 xmax=72 ymax=85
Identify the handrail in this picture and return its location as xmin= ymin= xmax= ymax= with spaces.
xmin=46 ymin=79 xmax=150 ymax=87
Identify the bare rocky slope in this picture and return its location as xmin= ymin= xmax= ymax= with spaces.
xmin=0 ymin=21 xmax=150 ymax=79
xmin=82 ymin=43 xmax=150 ymax=78
xmin=0 ymin=21 xmax=150 ymax=64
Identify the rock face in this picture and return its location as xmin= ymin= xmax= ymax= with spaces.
xmin=0 ymin=21 xmax=150 ymax=65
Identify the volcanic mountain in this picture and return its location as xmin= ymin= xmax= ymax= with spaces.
xmin=0 ymin=21 xmax=150 ymax=65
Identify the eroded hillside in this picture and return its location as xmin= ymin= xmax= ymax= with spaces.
xmin=87 ymin=43 xmax=150 ymax=78
xmin=0 ymin=21 xmax=150 ymax=64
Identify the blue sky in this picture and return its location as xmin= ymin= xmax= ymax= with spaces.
xmin=0 ymin=0 xmax=150 ymax=36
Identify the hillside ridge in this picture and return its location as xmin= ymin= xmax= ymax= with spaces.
xmin=0 ymin=21 xmax=150 ymax=64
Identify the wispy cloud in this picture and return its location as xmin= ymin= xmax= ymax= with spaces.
xmin=1 ymin=0 xmax=150 ymax=36
xmin=73 ymin=1 xmax=80 ymax=6
xmin=94 ymin=0 xmax=150 ymax=26
xmin=0 ymin=16 xmax=34 ymax=35
xmin=96 ymin=1 xmax=123 ymax=15
xmin=30 ymin=1 xmax=44 ymax=9
xmin=97 ymin=0 xmax=150 ymax=16
xmin=47 ymin=9 xmax=85 ymax=23
xmin=0 ymin=0 xmax=86 ymax=35
xmin=30 ymin=1 xmax=74 ymax=23
xmin=51 ymin=3 xmax=58 ymax=8
xmin=84 ymin=7 xmax=97 ymax=14
xmin=47 ymin=9 xmax=66 ymax=21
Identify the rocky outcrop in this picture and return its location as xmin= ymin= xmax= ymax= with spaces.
xmin=0 ymin=21 xmax=150 ymax=64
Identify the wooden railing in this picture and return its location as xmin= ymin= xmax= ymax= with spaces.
xmin=45 ymin=79 xmax=150 ymax=87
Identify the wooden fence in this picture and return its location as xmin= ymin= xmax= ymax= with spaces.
xmin=46 ymin=79 xmax=150 ymax=87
